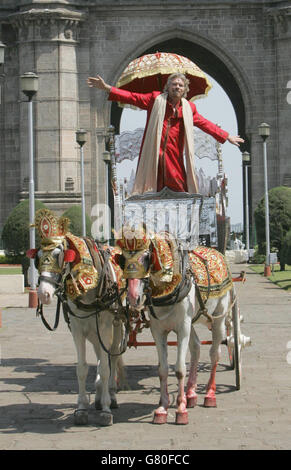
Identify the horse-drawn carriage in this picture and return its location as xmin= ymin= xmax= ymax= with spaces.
xmin=28 ymin=52 xmax=251 ymax=426
xmin=30 ymin=180 xmax=250 ymax=425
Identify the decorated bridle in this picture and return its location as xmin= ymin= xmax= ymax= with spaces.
xmin=115 ymin=225 xmax=211 ymax=321
xmin=115 ymin=226 xmax=165 ymax=319
xmin=27 ymin=209 xmax=127 ymax=338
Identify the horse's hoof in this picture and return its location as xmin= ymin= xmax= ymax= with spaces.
xmin=99 ymin=412 xmax=113 ymax=427
xmin=153 ymin=411 xmax=167 ymax=425
xmin=175 ymin=411 xmax=188 ymax=425
xmin=74 ymin=409 xmax=88 ymax=425
xmin=186 ymin=395 xmax=198 ymax=408
xmin=204 ymin=396 xmax=217 ymax=407
xmin=110 ymin=398 xmax=119 ymax=409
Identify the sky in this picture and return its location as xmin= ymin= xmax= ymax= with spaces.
xmin=116 ymin=73 xmax=243 ymax=226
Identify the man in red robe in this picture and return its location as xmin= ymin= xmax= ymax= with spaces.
xmin=87 ymin=74 xmax=244 ymax=193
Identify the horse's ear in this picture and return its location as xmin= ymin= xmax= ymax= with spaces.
xmin=64 ymin=249 xmax=76 ymax=262
xmin=26 ymin=249 xmax=38 ymax=259
xmin=113 ymin=253 xmax=125 ymax=270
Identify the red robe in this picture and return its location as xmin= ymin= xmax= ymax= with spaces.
xmin=109 ymin=87 xmax=229 ymax=193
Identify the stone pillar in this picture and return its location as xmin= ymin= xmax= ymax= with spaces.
xmin=10 ymin=6 xmax=87 ymax=215
xmin=268 ymin=7 xmax=291 ymax=187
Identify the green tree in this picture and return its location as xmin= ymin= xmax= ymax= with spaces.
xmin=1 ymin=199 xmax=47 ymax=283
xmin=280 ymin=229 xmax=291 ymax=266
xmin=254 ymin=186 xmax=291 ymax=270
xmin=62 ymin=205 xmax=92 ymax=237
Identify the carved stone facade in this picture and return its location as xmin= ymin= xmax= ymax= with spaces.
xmin=0 ymin=0 xmax=291 ymax=234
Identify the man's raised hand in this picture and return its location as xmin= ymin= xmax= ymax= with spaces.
xmin=227 ymin=135 xmax=245 ymax=147
xmin=87 ymin=75 xmax=111 ymax=93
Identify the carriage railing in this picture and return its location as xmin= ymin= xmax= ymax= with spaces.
xmin=123 ymin=187 xmax=203 ymax=250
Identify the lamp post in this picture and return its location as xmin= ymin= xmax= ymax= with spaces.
xmin=102 ymin=150 xmax=111 ymax=241
xmin=20 ymin=72 xmax=39 ymax=308
xmin=0 ymin=41 xmax=5 ymax=327
xmin=0 ymin=41 xmax=6 ymax=66
xmin=76 ymin=129 xmax=87 ymax=237
xmin=242 ymin=151 xmax=251 ymax=253
xmin=258 ymin=123 xmax=271 ymax=276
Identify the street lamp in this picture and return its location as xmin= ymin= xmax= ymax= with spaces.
xmin=76 ymin=129 xmax=87 ymax=237
xmin=102 ymin=150 xmax=111 ymax=241
xmin=0 ymin=41 xmax=6 ymax=65
xmin=20 ymin=72 xmax=39 ymax=308
xmin=242 ymin=151 xmax=251 ymax=253
xmin=258 ymin=123 xmax=271 ymax=276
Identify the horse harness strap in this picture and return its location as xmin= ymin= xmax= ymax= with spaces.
xmin=36 ymin=297 xmax=62 ymax=331
xmin=146 ymin=248 xmax=212 ymax=324
xmin=190 ymin=251 xmax=213 ymax=324
xmin=145 ymin=250 xmax=193 ymax=318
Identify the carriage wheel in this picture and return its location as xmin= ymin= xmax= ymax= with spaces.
xmin=226 ymin=321 xmax=235 ymax=370
xmin=232 ymin=299 xmax=242 ymax=390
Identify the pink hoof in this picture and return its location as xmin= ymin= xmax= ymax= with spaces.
xmin=186 ymin=394 xmax=198 ymax=408
xmin=204 ymin=396 xmax=217 ymax=407
xmin=175 ymin=410 xmax=188 ymax=425
xmin=153 ymin=410 xmax=168 ymax=425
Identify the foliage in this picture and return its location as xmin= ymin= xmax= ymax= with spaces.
xmin=1 ymin=199 xmax=47 ymax=255
xmin=62 ymin=205 xmax=92 ymax=237
xmin=251 ymin=247 xmax=265 ymax=265
xmin=1 ymin=199 xmax=47 ymax=284
xmin=254 ymin=186 xmax=291 ymax=269
xmin=280 ymin=229 xmax=291 ymax=266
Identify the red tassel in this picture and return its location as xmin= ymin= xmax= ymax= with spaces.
xmin=64 ymin=249 xmax=76 ymax=263
xmin=113 ymin=253 xmax=121 ymax=265
xmin=26 ymin=249 xmax=38 ymax=259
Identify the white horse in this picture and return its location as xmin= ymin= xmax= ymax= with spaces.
xmin=29 ymin=209 xmax=127 ymax=426
xmin=115 ymin=229 xmax=236 ymax=425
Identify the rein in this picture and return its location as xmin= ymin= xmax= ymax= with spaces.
xmin=36 ymin=297 xmax=62 ymax=331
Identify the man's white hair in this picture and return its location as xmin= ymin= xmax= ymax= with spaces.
xmin=163 ymin=73 xmax=190 ymax=98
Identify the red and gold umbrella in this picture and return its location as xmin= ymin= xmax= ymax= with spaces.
xmin=116 ymin=52 xmax=212 ymax=101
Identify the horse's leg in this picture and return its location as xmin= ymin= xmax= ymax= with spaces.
xmin=150 ymin=326 xmax=169 ymax=424
xmin=107 ymin=319 xmax=126 ymax=408
xmin=175 ymin=322 xmax=191 ymax=425
xmin=70 ymin=321 xmax=90 ymax=425
xmin=186 ymin=326 xmax=200 ymax=408
xmin=92 ymin=313 xmax=114 ymax=426
xmin=115 ymin=355 xmax=129 ymax=391
xmin=204 ymin=313 xmax=225 ymax=408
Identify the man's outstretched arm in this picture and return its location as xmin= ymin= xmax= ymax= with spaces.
xmin=192 ymin=104 xmax=244 ymax=147
xmin=88 ymin=75 xmax=155 ymax=110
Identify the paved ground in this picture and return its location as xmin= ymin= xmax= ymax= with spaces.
xmin=0 ymin=264 xmax=291 ymax=451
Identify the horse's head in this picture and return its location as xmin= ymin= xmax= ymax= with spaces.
xmin=115 ymin=226 xmax=152 ymax=309
xmin=27 ymin=209 xmax=75 ymax=304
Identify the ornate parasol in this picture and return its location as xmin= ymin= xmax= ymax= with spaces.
xmin=116 ymin=52 xmax=212 ymax=101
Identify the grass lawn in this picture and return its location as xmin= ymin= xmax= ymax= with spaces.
xmin=249 ymin=264 xmax=291 ymax=292
xmin=0 ymin=266 xmax=22 ymax=275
